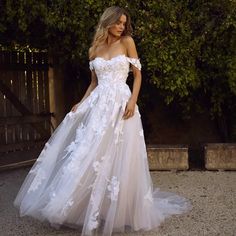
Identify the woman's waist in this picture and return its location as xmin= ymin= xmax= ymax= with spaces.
xmin=97 ymin=78 xmax=128 ymax=87
xmin=95 ymin=80 xmax=131 ymax=96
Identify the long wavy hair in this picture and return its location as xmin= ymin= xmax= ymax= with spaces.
xmin=89 ymin=6 xmax=132 ymax=60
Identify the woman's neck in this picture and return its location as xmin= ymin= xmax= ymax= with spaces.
xmin=106 ymin=34 xmax=121 ymax=46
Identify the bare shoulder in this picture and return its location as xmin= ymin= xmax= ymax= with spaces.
xmin=121 ymin=35 xmax=136 ymax=46
xmin=121 ymin=36 xmax=138 ymax=58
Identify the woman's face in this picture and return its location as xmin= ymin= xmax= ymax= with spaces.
xmin=108 ymin=14 xmax=127 ymax=37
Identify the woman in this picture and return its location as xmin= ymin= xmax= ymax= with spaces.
xmin=14 ymin=6 xmax=192 ymax=236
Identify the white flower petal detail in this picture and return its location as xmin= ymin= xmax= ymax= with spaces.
xmin=144 ymin=187 xmax=153 ymax=203
xmin=107 ymin=176 xmax=120 ymax=201
xmin=127 ymin=57 xmax=142 ymax=71
xmin=139 ymin=129 xmax=144 ymax=136
xmin=27 ymin=169 xmax=46 ymax=193
xmin=65 ymin=141 xmax=76 ymax=153
xmin=93 ymin=161 xmax=101 ymax=173
xmin=88 ymin=210 xmax=99 ymax=230
xmin=62 ymin=199 xmax=74 ymax=216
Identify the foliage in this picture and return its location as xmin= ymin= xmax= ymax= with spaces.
xmin=0 ymin=0 xmax=235 ymax=140
xmin=191 ymin=1 xmax=236 ymax=116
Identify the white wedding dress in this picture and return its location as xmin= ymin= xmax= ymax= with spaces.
xmin=14 ymin=54 xmax=192 ymax=235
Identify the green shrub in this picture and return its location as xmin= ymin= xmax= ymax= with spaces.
xmin=0 ymin=0 xmax=235 ymax=140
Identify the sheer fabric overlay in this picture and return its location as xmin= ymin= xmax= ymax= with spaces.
xmin=14 ymin=54 xmax=192 ymax=236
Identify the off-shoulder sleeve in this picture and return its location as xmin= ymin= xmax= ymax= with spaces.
xmin=127 ymin=57 xmax=142 ymax=71
xmin=89 ymin=61 xmax=94 ymax=71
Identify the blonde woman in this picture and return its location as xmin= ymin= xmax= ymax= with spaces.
xmin=14 ymin=6 xmax=192 ymax=236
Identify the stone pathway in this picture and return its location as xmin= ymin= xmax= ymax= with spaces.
xmin=0 ymin=167 xmax=235 ymax=236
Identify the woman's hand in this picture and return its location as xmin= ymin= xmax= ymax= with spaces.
xmin=123 ymin=98 xmax=136 ymax=120
xmin=71 ymin=102 xmax=81 ymax=113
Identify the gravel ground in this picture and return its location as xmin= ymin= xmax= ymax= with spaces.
xmin=0 ymin=167 xmax=235 ymax=236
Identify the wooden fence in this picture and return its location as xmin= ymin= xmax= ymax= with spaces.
xmin=0 ymin=51 xmax=54 ymax=169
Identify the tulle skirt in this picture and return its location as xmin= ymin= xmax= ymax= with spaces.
xmin=13 ymin=82 xmax=192 ymax=235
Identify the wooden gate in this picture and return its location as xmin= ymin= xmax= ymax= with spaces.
xmin=0 ymin=51 xmax=54 ymax=170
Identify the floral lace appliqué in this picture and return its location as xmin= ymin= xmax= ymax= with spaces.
xmin=144 ymin=187 xmax=153 ymax=204
xmin=139 ymin=129 xmax=144 ymax=137
xmin=127 ymin=57 xmax=142 ymax=71
xmin=93 ymin=161 xmax=101 ymax=173
xmin=27 ymin=168 xmax=46 ymax=193
xmin=114 ymin=119 xmax=124 ymax=144
xmin=107 ymin=176 xmax=120 ymax=201
xmin=61 ymin=199 xmax=74 ymax=216
xmin=88 ymin=211 xmax=99 ymax=230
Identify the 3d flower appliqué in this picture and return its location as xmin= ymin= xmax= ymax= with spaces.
xmin=62 ymin=199 xmax=74 ymax=216
xmin=139 ymin=129 xmax=144 ymax=137
xmin=27 ymin=169 xmax=46 ymax=193
xmin=144 ymin=187 xmax=153 ymax=204
xmin=93 ymin=161 xmax=101 ymax=173
xmin=107 ymin=176 xmax=120 ymax=201
xmin=88 ymin=211 xmax=99 ymax=230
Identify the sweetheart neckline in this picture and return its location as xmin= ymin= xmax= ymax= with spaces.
xmin=89 ymin=54 xmax=142 ymax=71
xmin=90 ymin=54 xmax=126 ymax=63
xmin=90 ymin=54 xmax=141 ymax=63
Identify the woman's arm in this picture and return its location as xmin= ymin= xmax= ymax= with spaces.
xmin=71 ymin=68 xmax=98 ymax=112
xmin=122 ymin=36 xmax=142 ymax=119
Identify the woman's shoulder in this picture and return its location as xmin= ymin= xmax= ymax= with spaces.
xmin=121 ymin=36 xmax=138 ymax=58
xmin=121 ymin=35 xmax=135 ymax=44
xmin=121 ymin=36 xmax=136 ymax=51
xmin=88 ymin=47 xmax=93 ymax=60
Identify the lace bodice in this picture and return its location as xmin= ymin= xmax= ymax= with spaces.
xmin=89 ymin=54 xmax=141 ymax=85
